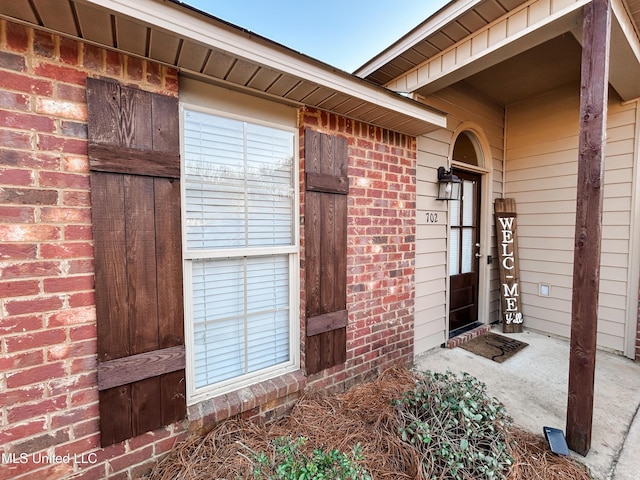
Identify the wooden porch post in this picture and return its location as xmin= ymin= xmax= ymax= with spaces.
xmin=566 ymin=0 xmax=611 ymax=456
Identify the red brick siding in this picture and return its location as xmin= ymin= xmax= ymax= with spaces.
xmin=0 ymin=20 xmax=185 ymax=480
xmin=299 ymin=108 xmax=416 ymax=392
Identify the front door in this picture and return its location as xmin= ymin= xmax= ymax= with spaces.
xmin=448 ymin=169 xmax=481 ymax=336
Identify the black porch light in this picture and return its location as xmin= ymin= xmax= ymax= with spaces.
xmin=437 ymin=166 xmax=461 ymax=201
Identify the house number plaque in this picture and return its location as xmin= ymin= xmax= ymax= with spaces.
xmin=425 ymin=212 xmax=439 ymax=223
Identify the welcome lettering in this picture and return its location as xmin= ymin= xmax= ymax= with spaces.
xmin=494 ymin=199 xmax=523 ymax=333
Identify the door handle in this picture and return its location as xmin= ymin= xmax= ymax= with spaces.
xmin=475 ymin=252 xmax=482 ymax=258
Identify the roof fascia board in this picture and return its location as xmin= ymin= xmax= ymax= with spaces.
xmin=353 ymin=0 xmax=483 ymax=78
xmin=79 ymin=0 xmax=447 ymax=129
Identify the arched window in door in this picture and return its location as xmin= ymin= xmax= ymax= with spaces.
xmin=452 ymin=131 xmax=482 ymax=166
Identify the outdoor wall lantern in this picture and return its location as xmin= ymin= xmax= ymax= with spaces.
xmin=437 ymin=166 xmax=461 ymax=201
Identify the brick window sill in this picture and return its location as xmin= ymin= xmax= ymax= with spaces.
xmin=187 ymin=370 xmax=306 ymax=431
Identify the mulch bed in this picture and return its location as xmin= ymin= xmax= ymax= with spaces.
xmin=147 ymin=366 xmax=591 ymax=480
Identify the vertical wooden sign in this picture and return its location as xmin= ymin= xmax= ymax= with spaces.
xmin=494 ymin=198 xmax=523 ymax=333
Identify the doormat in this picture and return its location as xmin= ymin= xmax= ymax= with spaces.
xmin=459 ymin=332 xmax=528 ymax=363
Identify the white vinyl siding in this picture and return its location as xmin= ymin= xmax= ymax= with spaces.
xmin=181 ymin=106 xmax=298 ymax=402
xmin=505 ymin=84 xmax=635 ymax=353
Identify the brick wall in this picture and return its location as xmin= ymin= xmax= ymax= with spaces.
xmin=0 ymin=20 xmax=185 ymax=480
xmin=0 ymin=19 xmax=417 ymax=480
xmin=299 ymin=108 xmax=416 ymax=392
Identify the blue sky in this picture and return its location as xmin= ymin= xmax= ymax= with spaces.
xmin=183 ymin=0 xmax=448 ymax=73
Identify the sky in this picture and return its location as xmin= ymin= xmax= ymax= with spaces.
xmin=182 ymin=0 xmax=448 ymax=73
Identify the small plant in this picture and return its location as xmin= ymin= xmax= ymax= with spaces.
xmin=393 ymin=370 xmax=513 ymax=480
xmin=242 ymin=435 xmax=372 ymax=480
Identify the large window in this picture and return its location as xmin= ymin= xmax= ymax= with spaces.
xmin=181 ymin=107 xmax=299 ymax=403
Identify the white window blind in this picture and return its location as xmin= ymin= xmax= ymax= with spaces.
xmin=182 ymin=107 xmax=297 ymax=400
xmin=450 ymin=196 xmax=460 ymax=227
xmin=192 ymin=256 xmax=290 ymax=388
xmin=184 ymin=111 xmax=294 ymax=250
xmin=449 ymin=228 xmax=460 ymax=275
xmin=462 ymin=180 xmax=474 ymax=227
xmin=461 ymin=228 xmax=473 ymax=273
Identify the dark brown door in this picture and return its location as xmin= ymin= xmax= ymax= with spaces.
xmin=448 ymin=169 xmax=481 ymax=335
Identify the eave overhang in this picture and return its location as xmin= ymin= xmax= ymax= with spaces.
xmin=357 ymin=0 xmax=640 ymax=104
xmin=0 ymin=0 xmax=447 ymax=136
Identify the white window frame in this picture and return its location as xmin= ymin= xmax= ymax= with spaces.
xmin=179 ymin=103 xmax=300 ymax=405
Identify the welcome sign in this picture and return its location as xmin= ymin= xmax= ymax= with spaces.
xmin=494 ymin=198 xmax=523 ymax=333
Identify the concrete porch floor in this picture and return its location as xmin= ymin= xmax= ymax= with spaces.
xmin=415 ymin=328 xmax=640 ymax=480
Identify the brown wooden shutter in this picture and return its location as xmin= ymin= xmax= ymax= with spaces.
xmin=304 ymin=128 xmax=348 ymax=374
xmin=86 ymin=78 xmax=185 ymax=447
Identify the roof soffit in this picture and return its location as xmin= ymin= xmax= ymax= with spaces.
xmin=354 ymin=0 xmax=486 ymax=78
xmin=0 ymin=0 xmax=446 ymax=135
xmin=609 ymin=0 xmax=640 ymax=100
xmin=383 ymin=0 xmax=590 ymax=96
xmin=361 ymin=0 xmax=640 ymax=104
xmin=355 ymin=0 xmax=531 ymax=83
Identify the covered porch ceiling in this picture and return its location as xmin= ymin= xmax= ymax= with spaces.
xmin=454 ymin=32 xmax=582 ymax=105
xmin=0 ymin=0 xmax=447 ymax=136
xmin=357 ymin=0 xmax=640 ymax=106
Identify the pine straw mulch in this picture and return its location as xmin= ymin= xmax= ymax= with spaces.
xmin=147 ymin=366 xmax=591 ymax=480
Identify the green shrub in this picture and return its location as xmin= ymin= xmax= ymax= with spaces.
xmin=243 ymin=436 xmax=372 ymax=480
xmin=394 ymin=370 xmax=513 ymax=479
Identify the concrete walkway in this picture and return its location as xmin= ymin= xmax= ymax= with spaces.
xmin=415 ymin=329 xmax=640 ymax=480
